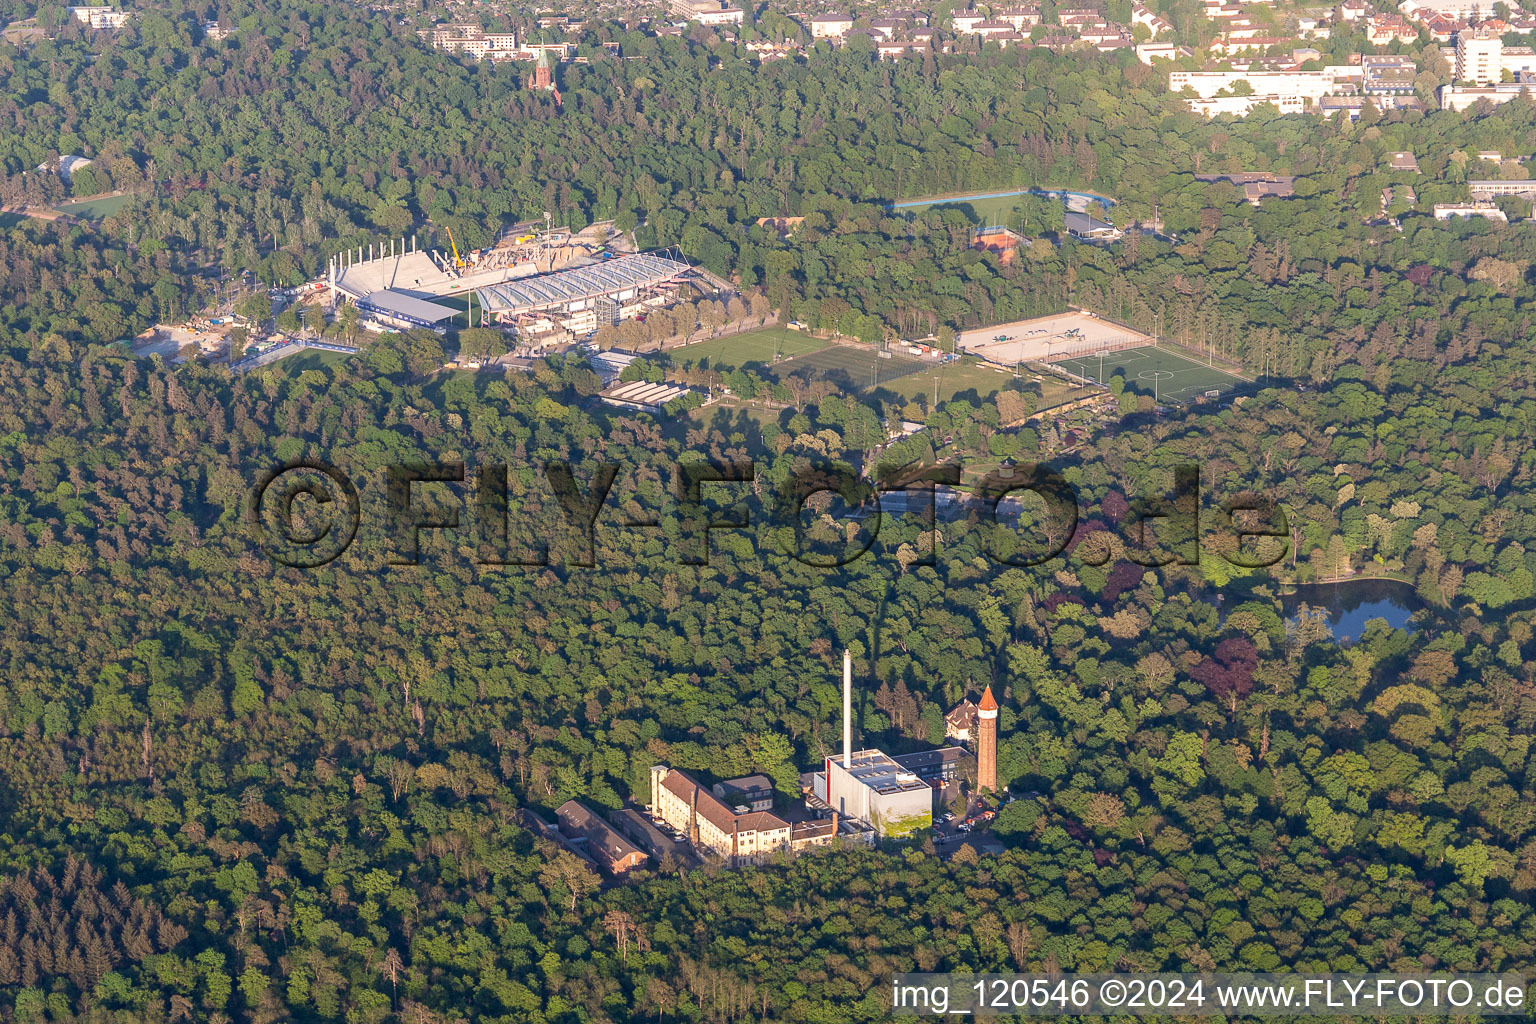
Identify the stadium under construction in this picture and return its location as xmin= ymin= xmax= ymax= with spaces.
xmin=326 ymin=235 xmax=696 ymax=345
xmin=476 ymin=251 xmax=692 ymax=337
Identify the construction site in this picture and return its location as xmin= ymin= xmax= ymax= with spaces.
xmin=326 ymin=221 xmax=706 ymax=351
xmin=955 ymin=311 xmax=1149 ymax=368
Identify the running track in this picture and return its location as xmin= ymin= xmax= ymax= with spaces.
xmin=889 ymin=187 xmax=1118 ymax=212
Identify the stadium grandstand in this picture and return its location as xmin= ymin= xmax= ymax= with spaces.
xmin=476 ymin=252 xmax=693 ymax=320
xmin=356 ymin=291 xmax=459 ymax=333
xmin=322 ymin=236 xmax=699 ymax=347
xmin=328 ymin=237 xmax=542 ymax=302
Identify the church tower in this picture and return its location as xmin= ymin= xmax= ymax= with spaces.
xmin=977 ymin=685 xmax=998 ymax=792
xmin=530 ymin=49 xmax=561 ymax=107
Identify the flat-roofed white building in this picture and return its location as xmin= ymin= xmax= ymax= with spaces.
xmin=1403 ymin=0 xmax=1491 ymax=19
xmin=1441 ymin=81 xmax=1536 ymax=110
xmin=809 ymin=749 xmax=932 ymax=837
xmin=809 ymin=13 xmax=854 ymax=37
xmin=1137 ymin=41 xmax=1193 ymax=61
xmin=426 ymin=24 xmax=518 ymax=58
xmin=1434 ymin=201 xmax=1507 ymax=221
xmin=1186 ymin=94 xmax=1307 ymax=115
xmin=1169 ymin=66 xmax=1363 ymax=100
xmin=696 ymin=6 xmax=744 ymax=25
xmin=1468 ymin=178 xmax=1536 ymax=196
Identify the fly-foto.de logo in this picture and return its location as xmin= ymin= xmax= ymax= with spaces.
xmin=248 ymin=458 xmax=1292 ymax=571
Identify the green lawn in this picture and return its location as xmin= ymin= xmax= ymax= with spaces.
xmin=668 ymin=326 xmax=826 ymax=369
xmin=685 ymin=395 xmax=786 ymax=431
xmin=1034 ymin=377 xmax=1082 ymax=411
xmin=425 ymin=292 xmax=482 ymax=328
xmin=897 ymin=194 xmax=1023 ymax=227
xmin=278 ymin=349 xmax=353 ymax=374
xmin=877 ymin=357 xmax=1018 ymax=404
xmin=53 ymin=194 xmax=133 ymax=220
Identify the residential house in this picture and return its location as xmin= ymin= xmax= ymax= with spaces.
xmin=1195 ymin=172 xmax=1297 ymax=203
xmin=1132 ymin=3 xmax=1173 ymax=37
xmin=1366 ymin=14 xmax=1419 ymax=44
xmin=952 ymin=9 xmax=989 ymax=32
xmin=68 ymin=6 xmax=132 ymax=28
xmin=999 ymin=5 xmax=1042 ymax=29
xmin=945 ymin=699 xmax=980 ymax=743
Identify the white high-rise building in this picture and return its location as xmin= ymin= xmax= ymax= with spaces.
xmin=1457 ymin=29 xmax=1503 ymax=85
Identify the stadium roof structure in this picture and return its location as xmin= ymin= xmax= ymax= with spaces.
xmin=476 ymin=253 xmax=691 ymax=314
xmin=356 ymin=289 xmax=460 ymax=325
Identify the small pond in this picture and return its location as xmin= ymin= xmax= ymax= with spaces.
xmin=1278 ymin=578 xmax=1422 ymax=642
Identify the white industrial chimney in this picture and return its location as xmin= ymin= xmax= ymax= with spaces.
xmin=843 ymin=648 xmax=852 ymax=768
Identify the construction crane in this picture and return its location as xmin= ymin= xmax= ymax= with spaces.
xmin=443 ymin=225 xmax=467 ymax=269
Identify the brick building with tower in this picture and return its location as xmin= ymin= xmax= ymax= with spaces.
xmin=977 ymin=685 xmax=999 ymax=792
xmin=530 ymin=49 xmax=561 ymax=106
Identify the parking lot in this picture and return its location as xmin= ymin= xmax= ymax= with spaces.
xmin=957 ymin=311 xmax=1149 ymax=366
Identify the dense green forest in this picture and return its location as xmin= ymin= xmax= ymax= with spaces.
xmin=3 ymin=1 xmax=1536 ymax=1022
xmin=1 ymin=332 xmax=1536 ymax=1022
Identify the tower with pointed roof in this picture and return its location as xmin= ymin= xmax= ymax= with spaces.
xmin=530 ymin=49 xmax=562 ymax=106
xmin=977 ymin=685 xmax=998 ymax=792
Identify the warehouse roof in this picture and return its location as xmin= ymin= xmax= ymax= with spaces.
xmin=598 ymin=380 xmax=692 ymax=411
xmin=556 ymin=800 xmax=646 ymax=868
xmin=477 ymin=253 xmax=691 ymax=313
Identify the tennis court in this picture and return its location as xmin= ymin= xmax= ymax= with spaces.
xmin=1051 ymin=345 xmax=1248 ymax=405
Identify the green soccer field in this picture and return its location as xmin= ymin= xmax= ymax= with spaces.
xmin=767 ymin=344 xmax=926 ymax=391
xmin=669 ymin=326 xmax=828 ymax=369
xmin=53 ymin=194 xmax=133 ymax=220
xmin=1051 ymin=345 xmax=1248 ymax=405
